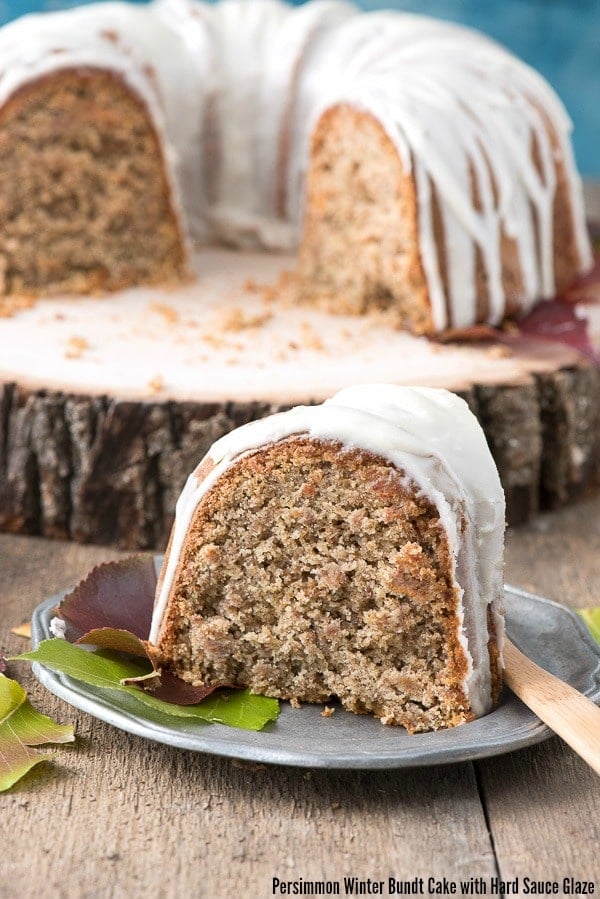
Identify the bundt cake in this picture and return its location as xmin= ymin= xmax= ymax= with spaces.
xmin=0 ymin=0 xmax=591 ymax=333
xmin=149 ymin=385 xmax=506 ymax=733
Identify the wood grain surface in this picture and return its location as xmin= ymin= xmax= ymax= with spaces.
xmin=1 ymin=494 xmax=599 ymax=899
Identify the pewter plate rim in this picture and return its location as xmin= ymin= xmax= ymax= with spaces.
xmin=30 ymin=584 xmax=600 ymax=769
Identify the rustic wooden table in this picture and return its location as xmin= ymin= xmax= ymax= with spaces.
xmin=1 ymin=493 xmax=600 ymax=899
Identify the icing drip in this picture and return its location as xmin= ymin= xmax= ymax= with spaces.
xmin=0 ymin=0 xmax=592 ymax=328
xmin=149 ymin=385 xmax=506 ymax=719
xmin=306 ymin=10 xmax=592 ymax=327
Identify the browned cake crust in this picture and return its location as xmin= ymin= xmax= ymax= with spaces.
xmin=156 ymin=436 xmax=501 ymax=733
xmin=294 ymin=103 xmax=585 ymax=334
xmin=0 ymin=67 xmax=188 ymax=298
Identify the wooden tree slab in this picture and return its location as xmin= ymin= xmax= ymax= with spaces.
xmin=1 ymin=248 xmax=598 ymax=549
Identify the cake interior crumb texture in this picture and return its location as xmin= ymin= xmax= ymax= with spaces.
xmin=294 ymin=105 xmax=433 ymax=334
xmin=0 ymin=68 xmax=187 ymax=298
xmin=293 ymin=103 xmax=582 ymax=334
xmin=158 ymin=437 xmax=482 ymax=733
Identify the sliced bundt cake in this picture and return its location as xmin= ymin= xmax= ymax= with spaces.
xmin=149 ymin=385 xmax=505 ymax=732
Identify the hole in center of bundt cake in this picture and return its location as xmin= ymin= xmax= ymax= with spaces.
xmin=159 ymin=437 xmax=472 ymax=733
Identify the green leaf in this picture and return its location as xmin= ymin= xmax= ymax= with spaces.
xmin=0 ymin=673 xmax=27 ymax=722
xmin=183 ymin=689 xmax=280 ymax=731
xmin=578 ymin=607 xmax=600 ymax=644
xmin=128 ymin=684 xmax=279 ymax=730
xmin=0 ymin=673 xmax=75 ymax=792
xmin=15 ymin=639 xmax=150 ymax=689
xmin=14 ymin=640 xmax=279 ymax=731
xmin=0 ymin=725 xmax=51 ymax=793
xmin=8 ymin=700 xmax=75 ymax=747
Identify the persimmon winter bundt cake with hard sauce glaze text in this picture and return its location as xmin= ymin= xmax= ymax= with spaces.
xmin=0 ymin=0 xmax=592 ymax=333
xmin=149 ymin=386 xmax=506 ymax=733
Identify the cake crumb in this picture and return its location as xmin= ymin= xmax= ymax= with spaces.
xmin=290 ymin=698 xmax=302 ymax=709
xmin=65 ymin=336 xmax=90 ymax=359
xmin=243 ymin=276 xmax=286 ymax=306
xmin=217 ymin=306 xmax=273 ymax=332
xmin=267 ymin=269 xmax=301 ymax=307
xmin=487 ymin=344 xmax=512 ymax=359
xmin=147 ymin=374 xmax=165 ymax=394
xmin=300 ymin=321 xmax=324 ymax=351
xmin=150 ymin=302 xmax=179 ymax=324
xmin=200 ymin=332 xmax=226 ymax=349
xmin=321 ymin=705 xmax=335 ymax=718
xmin=260 ymin=282 xmax=281 ymax=304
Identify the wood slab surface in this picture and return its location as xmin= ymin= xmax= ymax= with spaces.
xmin=1 ymin=492 xmax=599 ymax=898
xmin=2 ymin=247 xmax=599 ymax=547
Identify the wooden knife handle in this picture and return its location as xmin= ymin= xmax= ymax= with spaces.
xmin=503 ymin=637 xmax=600 ymax=776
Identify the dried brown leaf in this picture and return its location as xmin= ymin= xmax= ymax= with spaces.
xmin=10 ymin=622 xmax=31 ymax=639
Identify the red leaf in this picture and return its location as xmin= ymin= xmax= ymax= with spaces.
xmin=433 ymin=239 xmax=600 ymax=362
xmin=57 ymin=556 xmax=157 ymax=642
xmin=145 ymin=671 xmax=238 ymax=705
xmin=514 ymin=299 xmax=600 ymax=365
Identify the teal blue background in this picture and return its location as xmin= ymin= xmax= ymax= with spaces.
xmin=2 ymin=0 xmax=598 ymax=176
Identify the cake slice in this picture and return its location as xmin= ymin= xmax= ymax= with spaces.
xmin=150 ymin=385 xmax=505 ymax=732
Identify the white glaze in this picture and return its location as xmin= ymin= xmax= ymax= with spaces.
xmin=302 ymin=9 xmax=592 ymax=328
xmin=0 ymin=0 xmax=591 ymax=330
xmin=0 ymin=2 xmax=212 ymax=250
xmin=149 ymin=385 xmax=505 ymax=718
